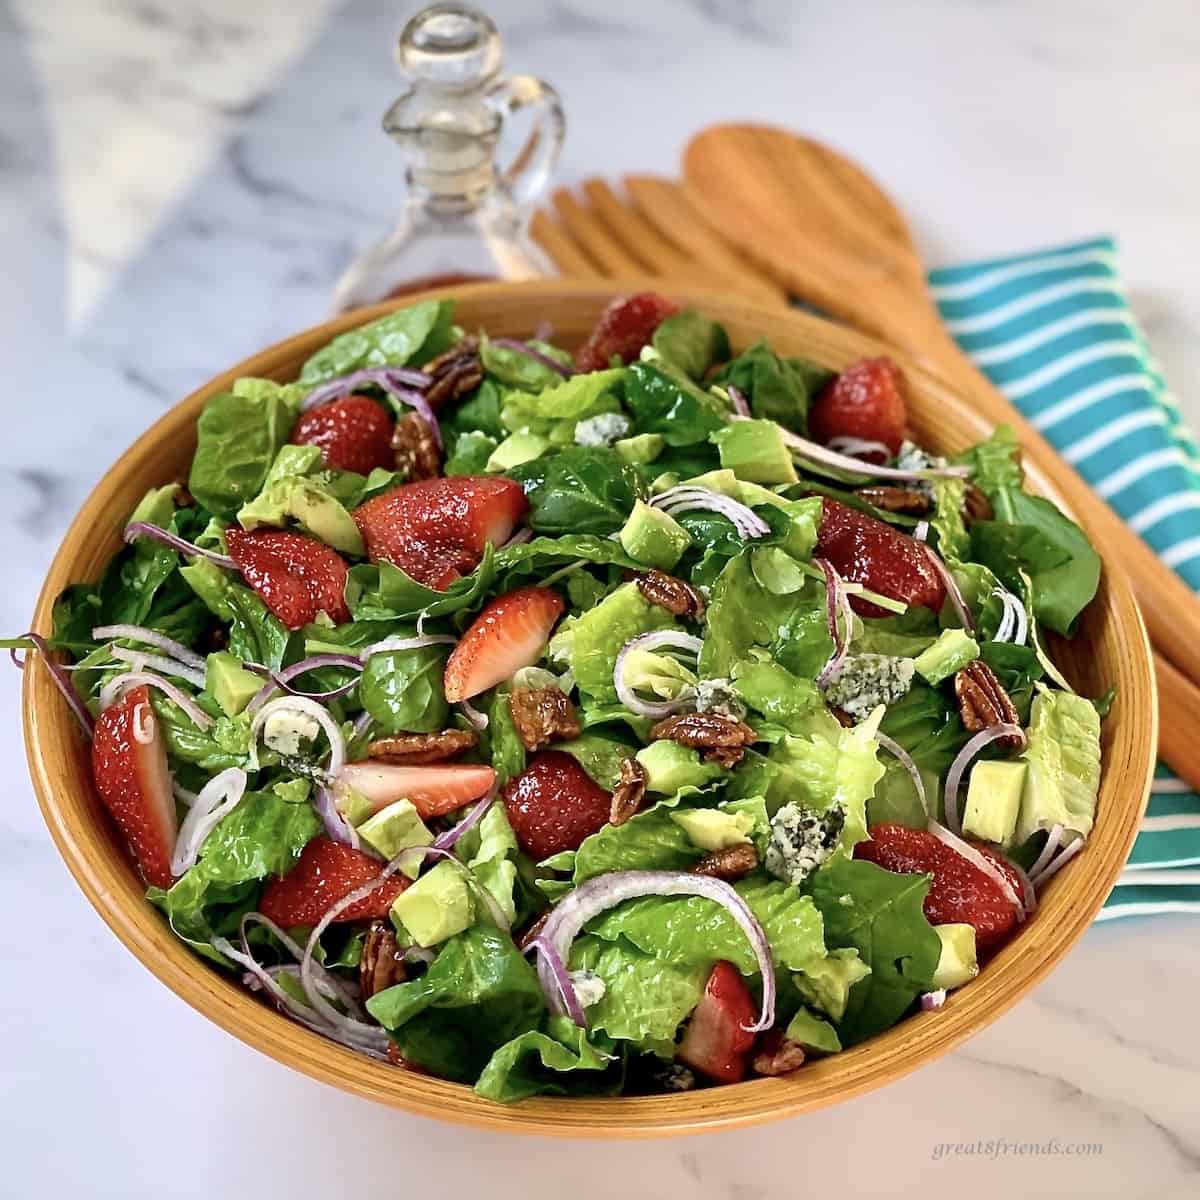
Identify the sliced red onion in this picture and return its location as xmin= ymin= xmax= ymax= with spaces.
xmin=913 ymin=520 xmax=930 ymax=543
xmin=16 ymin=633 xmax=95 ymax=737
xmin=173 ymin=781 xmax=197 ymax=808
xmin=249 ymin=696 xmax=347 ymax=775
xmin=1009 ymin=859 xmax=1039 ymax=915
xmin=1027 ymin=823 xmax=1064 ymax=880
xmin=431 ymin=793 xmax=494 ymax=853
xmin=110 ymin=645 xmax=207 ymax=688
xmin=613 ymin=630 xmax=703 ymax=720
xmin=92 ymin=624 xmax=206 ymax=671
xmin=725 ymin=383 xmax=751 ymax=418
xmin=458 ymin=698 xmax=489 ymax=731
xmin=876 ymin=731 xmax=928 ymax=819
xmin=490 ymin=337 xmax=575 ymax=379
xmin=123 ymin=522 xmax=236 ymax=571
xmin=927 ymin=820 xmax=1025 ymax=920
xmin=527 ymin=936 xmax=586 ymax=1027
xmin=651 ymin=485 xmax=771 ymax=539
xmin=767 ymin=422 xmax=971 ymax=481
xmin=359 ymin=634 xmax=456 ymax=661
xmin=351 ymin=710 xmax=374 ymax=740
xmin=1030 ymin=835 xmax=1085 ymax=888
xmin=920 ymin=989 xmax=947 ymax=1011
xmin=926 ymin=549 xmax=975 ymax=633
xmin=1029 ymin=615 xmax=1073 ymax=691
xmin=993 ymin=590 xmax=1016 ymax=644
xmin=300 ymin=368 xmax=442 ymax=449
xmin=246 ymin=653 xmax=365 ymax=713
xmin=942 ymin=723 xmax=1026 ymax=834
xmin=500 ymin=527 xmax=533 ymax=550
xmin=131 ymin=701 xmax=156 ymax=744
xmin=99 ymin=670 xmax=213 ymax=730
xmin=826 ymin=436 xmax=893 ymax=461
xmin=815 ymin=557 xmax=851 ymax=688
xmin=535 ymin=870 xmax=775 ymax=1032
xmin=171 ymin=767 xmax=248 ymax=875
xmin=314 ymin=784 xmax=364 ymax=852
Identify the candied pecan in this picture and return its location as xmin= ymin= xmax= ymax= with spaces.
xmin=830 ymin=706 xmax=855 ymax=729
xmin=610 ymin=757 xmax=648 ymax=826
xmin=855 ymin=486 xmax=932 ymax=516
xmin=649 ymin=711 xmax=757 ymax=768
xmin=954 ymin=660 xmax=1022 ymax=748
xmin=963 ymin=484 xmax=994 ymax=524
xmin=198 ymin=623 xmax=228 ymax=654
xmin=508 ymin=686 xmax=581 ymax=751
xmin=689 ymin=843 xmax=758 ymax=881
xmin=360 ymin=920 xmax=406 ymax=1000
xmin=636 ymin=570 xmax=707 ymax=621
xmin=422 ymin=335 xmax=483 ymax=410
xmin=752 ymin=1030 xmax=806 ymax=1076
xmin=392 ymin=411 xmax=441 ymax=481
xmin=368 ymin=729 xmax=478 ymax=764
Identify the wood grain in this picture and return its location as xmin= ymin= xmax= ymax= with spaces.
xmin=23 ymin=280 xmax=1155 ymax=1137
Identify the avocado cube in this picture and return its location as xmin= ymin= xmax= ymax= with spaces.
xmin=205 ymin=651 xmax=264 ymax=717
xmin=783 ymin=1007 xmax=842 ymax=1055
xmin=913 ymin=628 xmax=980 ymax=685
xmin=614 ymin=433 xmax=665 ymax=465
xmin=618 ymin=500 xmax=691 ymax=570
xmin=932 ymin=923 xmax=979 ymax=990
xmin=486 ymin=431 xmax=549 ymax=472
xmin=712 ymin=419 xmax=798 ymax=485
xmin=962 ymin=759 xmax=1026 ymax=846
xmin=635 ymin=740 xmax=724 ymax=794
xmin=670 ymin=808 xmax=755 ymax=851
xmin=390 ymin=860 xmax=474 ymax=948
xmin=356 ymin=799 xmax=433 ymax=877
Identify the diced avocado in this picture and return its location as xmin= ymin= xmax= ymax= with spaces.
xmin=129 ymin=483 xmax=182 ymax=527
xmin=356 ymin=799 xmax=433 ymax=877
xmin=713 ymin=418 xmax=799 ymax=485
xmin=618 ymin=500 xmax=691 ymax=570
xmin=681 ymin=468 xmax=789 ymax=510
xmin=335 ymin=785 xmax=375 ymax=828
xmin=793 ymin=949 xmax=872 ymax=1023
xmin=486 ymin=430 xmax=549 ymax=471
xmin=390 ymin=860 xmax=474 ymax=948
xmin=614 ymin=433 xmax=665 ymax=465
xmin=204 ymin=651 xmax=264 ymax=717
xmin=963 ymin=759 xmax=1027 ymax=846
xmin=932 ymin=923 xmax=979 ymax=990
xmin=784 ymin=1007 xmax=842 ymax=1055
xmin=635 ymin=740 xmax=724 ymax=794
xmin=913 ymin=628 xmax=980 ymax=685
xmin=240 ymin=479 xmax=364 ymax=556
xmin=649 ymin=471 xmax=681 ymax=494
xmin=670 ymin=807 xmax=755 ymax=851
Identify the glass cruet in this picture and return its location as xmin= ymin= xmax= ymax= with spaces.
xmin=332 ymin=2 xmax=564 ymax=312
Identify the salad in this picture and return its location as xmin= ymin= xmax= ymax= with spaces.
xmin=11 ymin=292 xmax=1108 ymax=1101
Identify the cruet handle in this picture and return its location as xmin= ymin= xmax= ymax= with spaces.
xmin=486 ymin=74 xmax=565 ymax=208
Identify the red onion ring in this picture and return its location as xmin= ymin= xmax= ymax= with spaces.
xmin=927 ymin=820 xmax=1025 ymax=920
xmin=314 ymin=784 xmax=365 ymax=852
xmin=725 ymin=383 xmax=751 ymax=418
xmin=15 ymin=632 xmax=94 ymax=737
xmin=250 ymin=695 xmax=348 ymax=775
xmin=1027 ymin=823 xmax=1064 ymax=880
xmin=651 ymin=485 xmax=771 ymax=539
xmin=876 ymin=731 xmax=928 ymax=819
xmin=171 ymin=767 xmax=248 ymax=875
xmin=913 ymin=520 xmax=930 ymax=543
xmin=490 ymin=337 xmax=576 ymax=379
xmin=109 ymin=645 xmax=207 ymax=688
xmin=920 ymin=989 xmax=947 ymax=1011
xmin=359 ymin=634 xmax=456 ymax=661
xmin=526 ymin=936 xmax=586 ymax=1027
xmin=123 ymin=522 xmax=236 ymax=571
xmin=1009 ymin=858 xmax=1039 ymax=915
xmin=458 ymin=698 xmax=489 ymax=731
xmin=499 ymin=527 xmax=533 ymax=550
xmin=246 ymin=653 xmax=365 ymax=713
xmin=826 ymin=436 xmax=893 ymax=461
xmin=613 ymin=630 xmax=703 ymax=720
xmin=943 ymin=723 xmax=1026 ymax=834
xmin=99 ymin=670 xmax=213 ymax=730
xmin=815 ymin=557 xmax=851 ymax=688
xmin=431 ymin=793 xmax=495 ymax=852
xmin=1030 ymin=835 xmax=1085 ymax=888
xmin=924 ymin=547 xmax=975 ymax=633
xmin=92 ymin=624 xmax=206 ymax=671
xmin=764 ymin=421 xmax=971 ymax=481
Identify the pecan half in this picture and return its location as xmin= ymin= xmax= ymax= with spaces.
xmin=422 ymin=335 xmax=483 ymax=410
xmin=368 ymin=729 xmax=478 ymax=764
xmin=648 ymin=711 xmax=757 ymax=768
xmin=963 ymin=484 xmax=994 ymax=524
xmin=751 ymin=1030 xmax=806 ymax=1077
xmin=855 ymin=486 xmax=932 ymax=516
xmin=508 ymin=686 xmax=581 ymax=751
xmin=954 ymin=660 xmax=1022 ymax=748
xmin=393 ymin=411 xmax=441 ymax=481
xmin=689 ymin=843 xmax=758 ymax=881
xmin=360 ymin=920 xmax=406 ymax=1000
xmin=636 ymin=570 xmax=707 ymax=621
xmin=610 ymin=757 xmax=648 ymax=826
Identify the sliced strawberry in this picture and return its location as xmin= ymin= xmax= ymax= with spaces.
xmin=225 ymin=527 xmax=350 ymax=630
xmin=810 ymin=356 xmax=907 ymax=456
xmin=502 ymin=750 xmax=611 ymax=860
xmin=290 ymin=395 xmax=396 ymax=474
xmin=353 ymin=476 xmax=528 ymax=590
xmin=854 ymin=822 xmax=1024 ymax=954
xmin=443 ymin=586 xmax=564 ymax=703
xmin=816 ymin=498 xmax=945 ymax=617
xmin=575 ymin=291 xmax=681 ymax=373
xmin=677 ymin=961 xmax=757 ymax=1084
xmin=338 ymin=763 xmax=496 ymax=821
xmin=92 ymin=685 xmax=177 ymax=889
xmin=258 ymin=836 xmax=407 ymax=928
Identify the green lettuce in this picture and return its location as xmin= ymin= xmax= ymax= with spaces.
xmin=509 ymin=446 xmax=644 ymax=536
xmin=955 ymin=425 xmax=1023 ymax=497
xmin=475 ymin=1017 xmax=620 ymax=1102
xmin=181 ymin=557 xmax=290 ymax=671
xmin=347 ymin=545 xmax=496 ymax=621
xmin=711 ymin=341 xmax=834 ymax=433
xmin=480 ymin=337 xmax=575 ymax=392
xmin=622 ymin=361 xmax=728 ymax=446
xmin=359 ymin=643 xmax=449 ymax=734
xmin=651 ymin=311 xmax=730 ymax=380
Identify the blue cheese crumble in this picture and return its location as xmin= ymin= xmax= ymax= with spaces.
xmin=262 ymin=709 xmax=321 ymax=757
xmin=694 ymin=677 xmax=747 ymax=720
xmin=822 ymin=653 xmax=914 ymax=719
xmin=765 ymin=802 xmax=846 ymax=887
xmin=568 ymin=969 xmax=606 ymax=1008
xmin=574 ymin=412 xmax=631 ymax=447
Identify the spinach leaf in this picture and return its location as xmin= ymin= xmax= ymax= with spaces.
xmin=484 ymin=689 xmax=526 ymax=786
xmin=494 ymin=533 xmax=641 ymax=587
xmin=347 ymin=545 xmax=496 ymax=622
xmin=509 ymin=446 xmax=643 ymax=536
xmin=712 ymin=341 xmax=834 ymax=434
xmin=180 ymin=559 xmax=290 ymax=670
xmin=443 ymin=430 xmax=497 ymax=476
xmin=298 ymin=299 xmax=455 ymax=385
xmin=360 ymin=644 xmax=449 ymax=733
xmin=622 ymin=362 xmax=728 ymax=446
xmin=153 ymin=696 xmax=253 ymax=771
xmin=878 ymin=683 xmax=968 ymax=777
xmin=955 ymin=425 xmax=1023 ymax=498
xmin=481 ymin=337 xmax=575 ymax=392
xmin=442 ymin=378 xmax=506 ymax=443
xmin=651 ymin=310 xmax=730 ymax=380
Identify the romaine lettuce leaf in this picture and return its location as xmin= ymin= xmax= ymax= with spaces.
xmin=652 ymin=311 xmax=730 ymax=380
xmin=954 ymin=425 xmax=1023 ymax=498
xmin=475 ymin=1017 xmax=620 ymax=1101
xmin=480 ymin=337 xmax=575 ymax=392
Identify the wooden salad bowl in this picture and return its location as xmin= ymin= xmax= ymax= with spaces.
xmin=23 ymin=281 xmax=1156 ymax=1137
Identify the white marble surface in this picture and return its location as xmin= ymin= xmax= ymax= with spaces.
xmin=2 ymin=1 xmax=1198 ymax=1195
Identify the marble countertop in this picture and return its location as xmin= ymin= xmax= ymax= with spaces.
xmin=2 ymin=2 xmax=1197 ymax=1196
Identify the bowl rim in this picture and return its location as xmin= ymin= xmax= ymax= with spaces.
xmin=23 ymin=279 xmax=1156 ymax=1137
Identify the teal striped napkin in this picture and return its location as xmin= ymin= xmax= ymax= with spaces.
xmin=929 ymin=237 xmax=1200 ymax=920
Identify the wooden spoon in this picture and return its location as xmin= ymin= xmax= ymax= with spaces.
xmin=683 ymin=124 xmax=1200 ymax=748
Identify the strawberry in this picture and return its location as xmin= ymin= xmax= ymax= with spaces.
xmin=290 ymin=395 xmax=396 ymax=474
xmin=353 ymin=476 xmax=528 ymax=590
xmin=816 ymin=498 xmax=945 ymax=617
xmin=502 ymin=750 xmax=611 ymax=860
xmin=853 ymin=822 xmax=1024 ymax=954
xmin=258 ymin=836 xmax=407 ymax=928
xmin=809 ymin=356 xmax=907 ymax=456
xmin=92 ymin=685 xmax=177 ymax=889
xmin=575 ymin=291 xmax=681 ymax=372
xmin=337 ymin=762 xmax=496 ymax=821
xmin=225 ymin=527 xmax=350 ymax=629
xmin=676 ymin=961 xmax=757 ymax=1084
xmin=443 ymin=586 xmax=564 ymax=703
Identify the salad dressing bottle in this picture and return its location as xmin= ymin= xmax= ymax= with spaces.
xmin=332 ymin=2 xmax=564 ymax=311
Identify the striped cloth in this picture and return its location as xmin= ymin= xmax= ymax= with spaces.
xmin=929 ymin=237 xmax=1200 ymax=920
